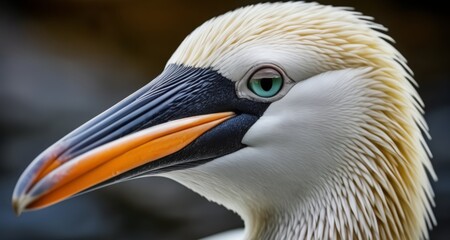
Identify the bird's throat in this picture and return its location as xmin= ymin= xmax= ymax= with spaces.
xmin=244 ymin=170 xmax=420 ymax=240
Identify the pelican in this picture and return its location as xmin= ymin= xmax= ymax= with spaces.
xmin=13 ymin=2 xmax=436 ymax=239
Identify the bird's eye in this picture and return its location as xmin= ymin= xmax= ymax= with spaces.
xmin=248 ymin=68 xmax=283 ymax=98
xmin=236 ymin=64 xmax=294 ymax=102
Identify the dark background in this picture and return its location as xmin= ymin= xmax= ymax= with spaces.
xmin=1 ymin=0 xmax=448 ymax=239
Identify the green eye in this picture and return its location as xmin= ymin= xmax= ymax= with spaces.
xmin=248 ymin=69 xmax=283 ymax=98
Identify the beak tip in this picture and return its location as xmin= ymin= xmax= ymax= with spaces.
xmin=12 ymin=199 xmax=23 ymax=216
xmin=12 ymin=194 xmax=30 ymax=216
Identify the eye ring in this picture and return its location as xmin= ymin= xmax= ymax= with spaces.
xmin=236 ymin=63 xmax=295 ymax=102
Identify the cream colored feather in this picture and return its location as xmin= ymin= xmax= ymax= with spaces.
xmin=166 ymin=2 xmax=436 ymax=239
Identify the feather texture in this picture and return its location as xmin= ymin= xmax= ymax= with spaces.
xmin=165 ymin=2 xmax=435 ymax=239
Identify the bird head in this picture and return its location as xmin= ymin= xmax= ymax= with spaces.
xmin=13 ymin=2 xmax=435 ymax=239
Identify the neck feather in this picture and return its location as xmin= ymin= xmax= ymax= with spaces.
xmin=246 ymin=154 xmax=434 ymax=240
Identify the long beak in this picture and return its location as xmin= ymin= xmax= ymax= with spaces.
xmin=13 ymin=64 xmax=267 ymax=215
xmin=12 ymin=64 xmax=268 ymax=215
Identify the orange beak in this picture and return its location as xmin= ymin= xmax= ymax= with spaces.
xmin=12 ymin=112 xmax=234 ymax=214
xmin=12 ymin=64 xmax=267 ymax=216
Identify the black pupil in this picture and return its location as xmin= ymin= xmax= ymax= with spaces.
xmin=260 ymin=78 xmax=273 ymax=91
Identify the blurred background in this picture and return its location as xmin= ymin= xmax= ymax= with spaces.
xmin=0 ymin=0 xmax=448 ymax=239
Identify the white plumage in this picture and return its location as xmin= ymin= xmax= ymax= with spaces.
xmin=165 ymin=2 xmax=436 ymax=239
